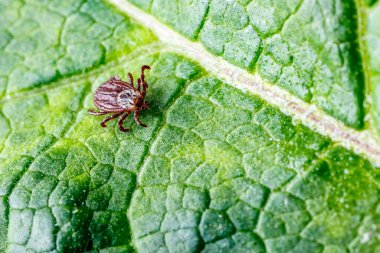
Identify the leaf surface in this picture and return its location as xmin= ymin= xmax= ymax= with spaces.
xmin=0 ymin=0 xmax=379 ymax=252
xmin=129 ymin=0 xmax=366 ymax=128
xmin=366 ymin=1 xmax=380 ymax=135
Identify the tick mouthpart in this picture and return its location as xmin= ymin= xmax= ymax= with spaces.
xmin=141 ymin=101 xmax=149 ymax=110
xmin=134 ymin=97 xmax=144 ymax=107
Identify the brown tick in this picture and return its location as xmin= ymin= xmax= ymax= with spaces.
xmin=89 ymin=65 xmax=151 ymax=132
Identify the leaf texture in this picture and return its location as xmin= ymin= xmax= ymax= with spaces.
xmin=128 ymin=0 xmax=366 ymax=129
xmin=0 ymin=0 xmax=379 ymax=252
xmin=366 ymin=1 xmax=380 ymax=135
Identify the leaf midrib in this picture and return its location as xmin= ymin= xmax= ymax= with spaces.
xmin=104 ymin=0 xmax=380 ymax=166
xmin=1 ymin=0 xmax=378 ymax=165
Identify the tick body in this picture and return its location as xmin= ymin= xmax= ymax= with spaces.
xmin=89 ymin=65 xmax=151 ymax=132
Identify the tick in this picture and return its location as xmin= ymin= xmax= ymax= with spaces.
xmin=89 ymin=65 xmax=151 ymax=132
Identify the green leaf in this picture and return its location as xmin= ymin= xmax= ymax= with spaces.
xmin=128 ymin=0 xmax=366 ymax=129
xmin=0 ymin=0 xmax=379 ymax=252
xmin=366 ymin=1 xmax=380 ymax=135
xmin=0 ymin=0 xmax=156 ymax=96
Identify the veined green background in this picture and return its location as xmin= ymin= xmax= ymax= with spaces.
xmin=130 ymin=0 xmax=367 ymax=129
xmin=366 ymin=0 xmax=380 ymax=137
xmin=0 ymin=0 xmax=379 ymax=252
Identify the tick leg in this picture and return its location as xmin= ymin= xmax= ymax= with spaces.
xmin=140 ymin=65 xmax=151 ymax=84
xmin=128 ymin=72 xmax=134 ymax=87
xmin=138 ymin=77 xmax=148 ymax=97
xmin=118 ymin=112 xmax=131 ymax=132
xmin=101 ymin=112 xmax=123 ymax=128
xmin=139 ymin=65 xmax=150 ymax=97
xmin=134 ymin=110 xmax=147 ymax=128
xmin=142 ymin=80 xmax=148 ymax=97
xmin=88 ymin=109 xmax=109 ymax=116
xmin=137 ymin=78 xmax=141 ymax=92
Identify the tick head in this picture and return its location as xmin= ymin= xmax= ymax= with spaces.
xmin=141 ymin=101 xmax=149 ymax=110
xmin=134 ymin=97 xmax=149 ymax=110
